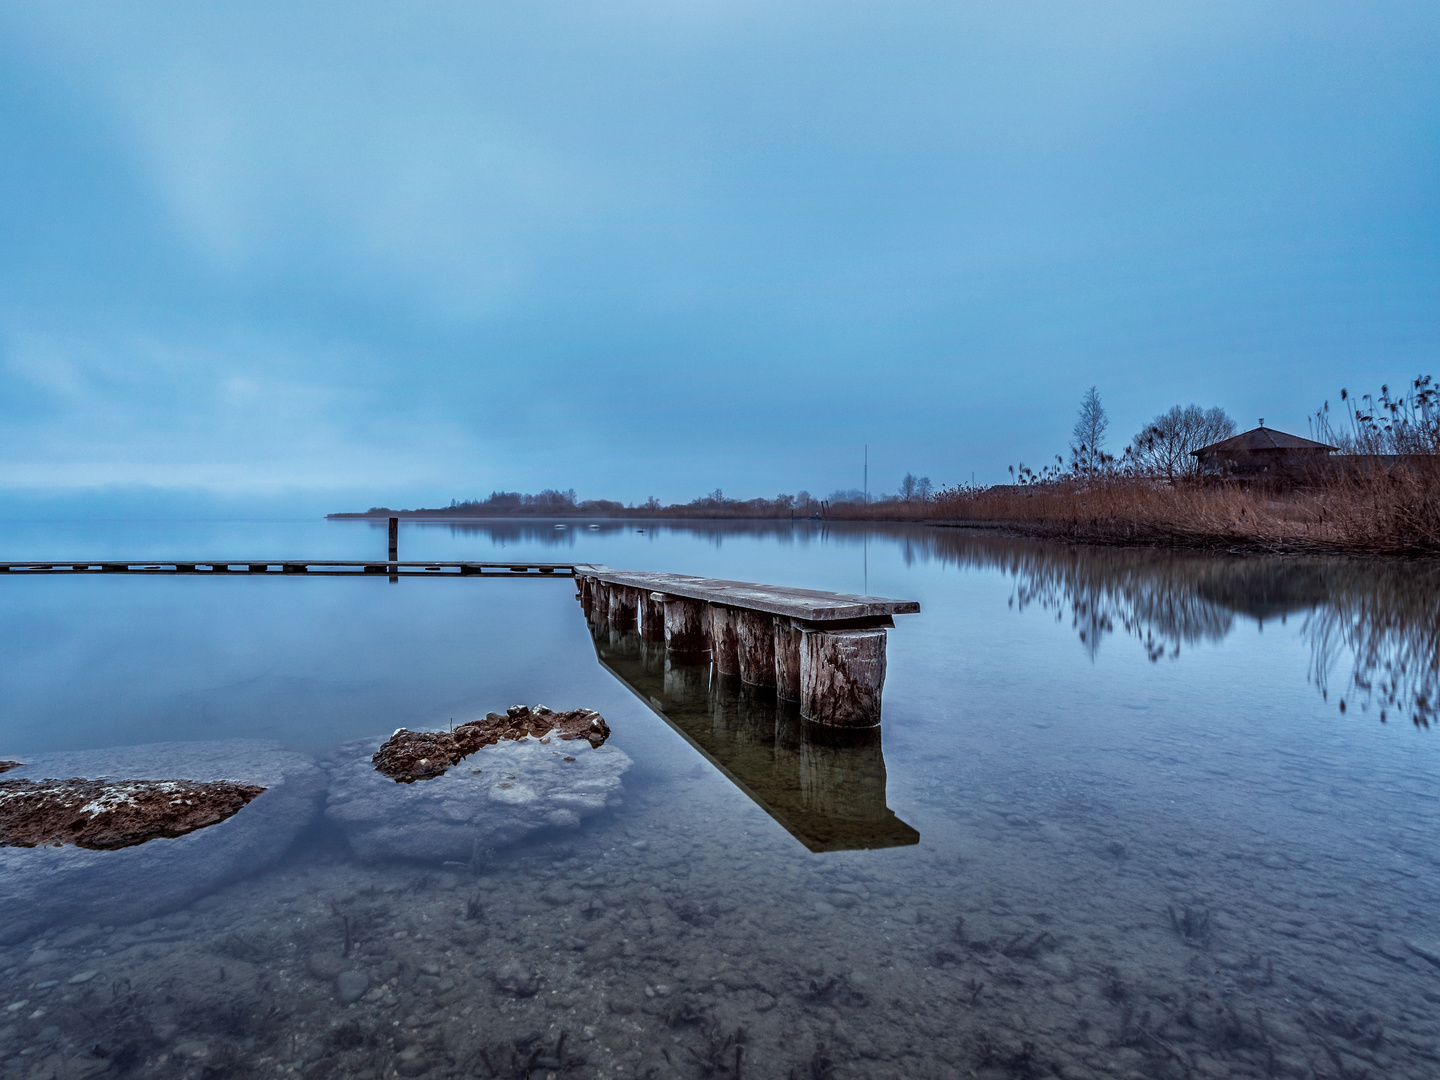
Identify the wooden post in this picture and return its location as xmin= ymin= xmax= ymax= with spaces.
xmin=591 ymin=580 xmax=611 ymax=624
xmin=387 ymin=516 xmax=399 ymax=582
xmin=608 ymin=584 xmax=636 ymax=627
xmin=736 ymin=609 xmax=777 ymax=688
xmin=709 ymin=605 xmax=741 ymax=677
xmin=775 ymin=618 xmax=803 ymax=701
xmin=660 ymin=595 xmax=709 ymax=656
xmin=800 ymin=628 xmax=887 ymax=727
xmin=639 ymin=590 xmax=666 ymax=642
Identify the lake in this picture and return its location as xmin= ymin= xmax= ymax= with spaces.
xmin=1 ymin=518 xmax=1437 ymax=1080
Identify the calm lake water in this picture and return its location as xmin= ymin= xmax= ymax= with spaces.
xmin=1 ymin=518 xmax=1438 ymax=1080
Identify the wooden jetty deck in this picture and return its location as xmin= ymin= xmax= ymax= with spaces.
xmin=575 ymin=565 xmax=919 ymax=727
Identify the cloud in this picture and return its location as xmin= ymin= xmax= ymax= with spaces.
xmin=0 ymin=1 xmax=1436 ymax=505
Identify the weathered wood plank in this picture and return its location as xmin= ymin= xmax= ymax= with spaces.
xmin=574 ymin=566 xmax=919 ymax=624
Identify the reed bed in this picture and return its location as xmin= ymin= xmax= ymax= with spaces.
xmin=837 ymin=462 xmax=1440 ymax=556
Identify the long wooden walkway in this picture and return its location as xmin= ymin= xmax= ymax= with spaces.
xmin=0 ymin=561 xmax=576 ymax=576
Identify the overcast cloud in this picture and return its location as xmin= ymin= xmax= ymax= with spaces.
xmin=1 ymin=2 xmax=1436 ymax=510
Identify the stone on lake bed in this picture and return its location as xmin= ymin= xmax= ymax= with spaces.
xmin=0 ymin=741 xmax=324 ymax=945
xmin=494 ymin=960 xmax=538 ymax=996
xmin=324 ymin=733 xmax=630 ymax=863
xmin=336 ymin=970 xmax=369 ymax=1004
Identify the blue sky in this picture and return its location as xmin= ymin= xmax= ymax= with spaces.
xmin=0 ymin=2 xmax=1436 ymax=511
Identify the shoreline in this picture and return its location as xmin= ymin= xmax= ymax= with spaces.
xmin=328 ymin=509 xmax=1440 ymax=559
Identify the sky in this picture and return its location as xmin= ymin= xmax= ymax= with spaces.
xmin=0 ymin=1 xmax=1437 ymax=512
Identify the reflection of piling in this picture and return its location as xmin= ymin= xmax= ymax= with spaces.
xmin=799 ymin=722 xmax=889 ymax=822
xmin=587 ymin=622 xmax=918 ymax=851
xmin=664 ymin=651 xmax=710 ymax=699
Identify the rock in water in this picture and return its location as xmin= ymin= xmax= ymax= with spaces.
xmin=372 ymin=705 xmax=611 ymax=782
xmin=0 ymin=741 xmax=324 ymax=944
xmin=325 ymin=734 xmax=630 ymax=863
xmin=0 ymin=777 xmax=266 ymax=850
xmin=336 ymin=970 xmax=369 ymax=1004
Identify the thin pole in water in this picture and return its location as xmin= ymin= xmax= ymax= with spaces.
xmin=388 ymin=516 xmax=398 ymax=583
xmin=864 ymin=445 xmax=868 ymax=505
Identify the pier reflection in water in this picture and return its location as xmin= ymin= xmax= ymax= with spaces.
xmin=587 ymin=622 xmax=918 ymax=852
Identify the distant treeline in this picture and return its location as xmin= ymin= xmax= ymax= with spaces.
xmin=328 ymin=481 xmax=939 ymax=521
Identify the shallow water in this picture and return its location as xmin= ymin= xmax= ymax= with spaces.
xmin=1 ymin=518 xmax=1438 ymax=1080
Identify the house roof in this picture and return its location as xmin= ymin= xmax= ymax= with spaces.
xmin=1192 ymin=426 xmax=1337 ymax=457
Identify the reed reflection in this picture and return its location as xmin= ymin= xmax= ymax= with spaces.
xmin=911 ymin=530 xmax=1440 ymax=729
xmin=398 ymin=518 xmax=1438 ymax=728
xmin=587 ymin=622 xmax=918 ymax=852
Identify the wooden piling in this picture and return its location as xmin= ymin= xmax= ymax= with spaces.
xmin=639 ymin=590 xmax=666 ymax=642
xmin=708 ymin=605 xmax=742 ymax=677
xmin=388 ymin=517 xmax=398 ymax=562
xmin=800 ymin=628 xmax=887 ymax=727
xmin=659 ymin=595 xmax=709 ymax=655
xmin=775 ymin=618 xmax=803 ymax=701
xmin=736 ymin=609 xmax=777 ymax=688
xmin=608 ymin=585 xmax=638 ymax=627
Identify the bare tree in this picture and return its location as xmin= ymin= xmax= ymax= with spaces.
xmin=917 ymin=476 xmax=933 ymax=500
xmin=899 ymin=473 xmax=918 ymax=501
xmin=1128 ymin=405 xmax=1236 ymax=480
xmin=1070 ymin=387 xmax=1110 ymax=477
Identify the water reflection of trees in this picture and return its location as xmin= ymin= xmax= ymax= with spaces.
xmin=904 ymin=530 xmax=1440 ymax=728
xmin=382 ymin=518 xmax=1439 ymax=727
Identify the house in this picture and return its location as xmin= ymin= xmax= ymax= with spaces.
xmin=1192 ymin=423 xmax=1337 ymax=481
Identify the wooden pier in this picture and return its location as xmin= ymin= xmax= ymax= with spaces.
xmin=2 ymin=517 xmax=922 ymax=726
xmin=0 ymin=561 xmax=576 ymax=576
xmin=575 ymin=566 xmax=919 ymax=727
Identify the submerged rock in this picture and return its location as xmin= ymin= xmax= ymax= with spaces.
xmin=494 ymin=960 xmax=538 ymax=996
xmin=336 ymin=970 xmax=369 ymax=1004
xmin=0 ymin=777 xmax=266 ymax=850
xmin=0 ymin=760 xmax=22 ymax=775
xmin=373 ymin=704 xmax=610 ymax=782
xmin=0 ymin=741 xmax=324 ymax=944
xmin=325 ymin=732 xmax=630 ymax=863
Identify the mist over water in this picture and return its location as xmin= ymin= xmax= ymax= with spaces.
xmin=1 ymin=519 xmax=1438 ymax=1079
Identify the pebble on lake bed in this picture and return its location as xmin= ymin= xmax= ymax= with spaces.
xmin=494 ymin=960 xmax=538 ymax=996
xmin=336 ymin=970 xmax=369 ymax=1004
